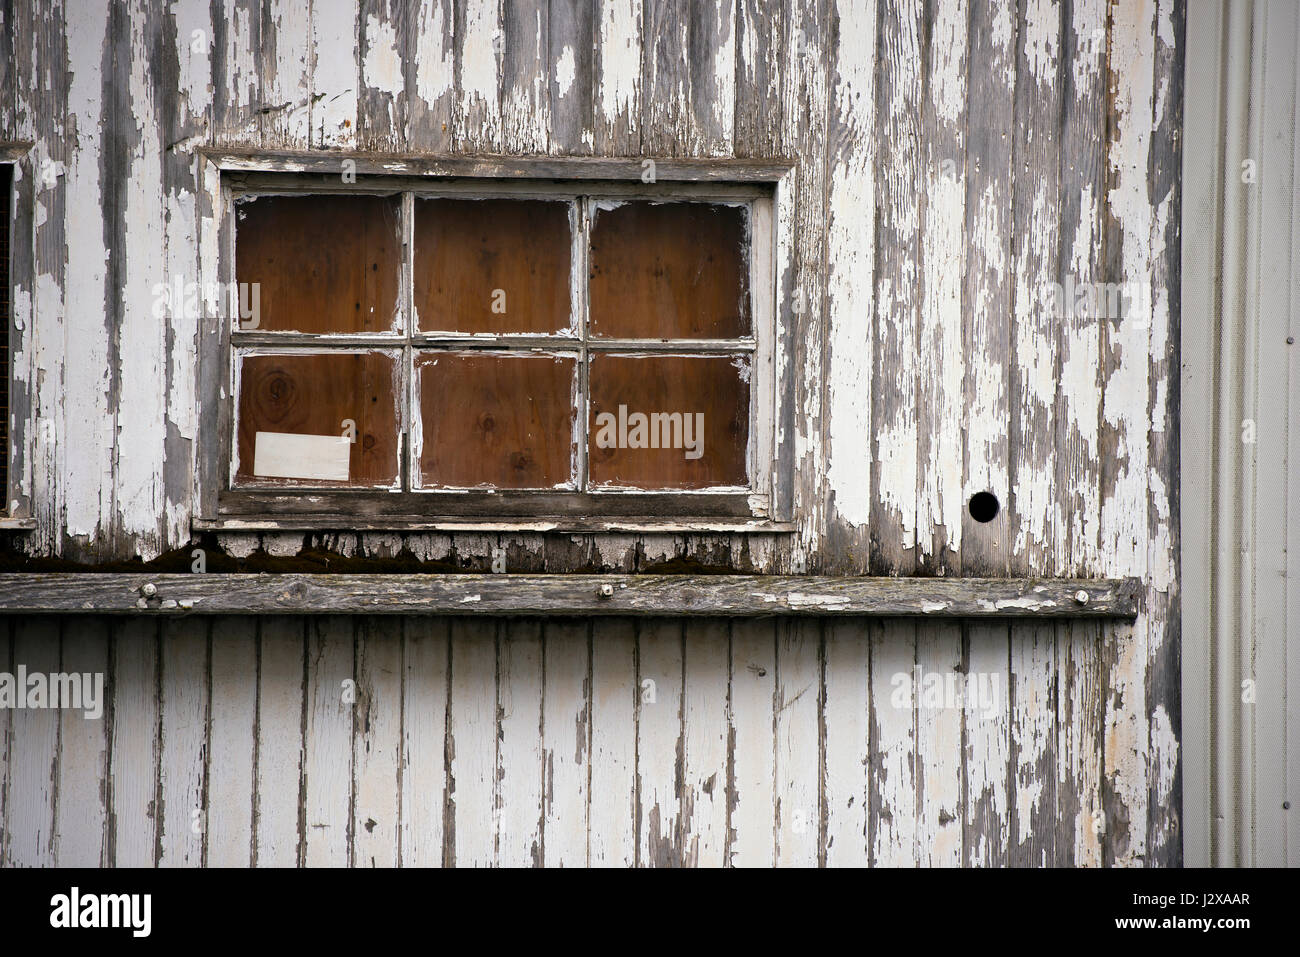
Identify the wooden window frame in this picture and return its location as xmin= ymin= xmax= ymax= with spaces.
xmin=0 ymin=143 xmax=36 ymax=531
xmin=195 ymin=151 xmax=797 ymax=533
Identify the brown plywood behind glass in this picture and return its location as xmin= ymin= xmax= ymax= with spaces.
xmin=588 ymin=202 xmax=751 ymax=339
xmin=413 ymin=199 xmax=572 ymax=334
xmin=235 ymin=351 xmax=400 ymax=486
xmin=588 ymin=354 xmax=749 ymax=489
xmin=235 ymin=194 xmax=401 ymax=334
xmin=416 ymin=352 xmax=577 ymax=489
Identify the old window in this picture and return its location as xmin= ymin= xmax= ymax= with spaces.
xmin=201 ymin=162 xmax=786 ymax=530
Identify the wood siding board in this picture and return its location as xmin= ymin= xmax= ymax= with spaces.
xmin=302 ymin=616 xmax=354 ymax=866
xmin=821 ymin=617 xmax=869 ymax=866
xmin=358 ymin=0 xmax=409 ymax=151
xmin=774 ymin=617 xmax=820 ymax=865
xmin=634 ymin=617 xmax=683 ymax=866
xmin=453 ymin=0 xmax=503 ymax=152
xmin=52 ymin=618 xmax=108 ymax=866
xmin=260 ymin=0 xmax=314 ymax=149
xmin=0 ymin=623 xmax=8 ymax=859
xmin=549 ymin=0 xmax=595 ymax=155
xmin=399 ymin=615 xmax=450 ymax=866
xmin=214 ymin=0 xmax=262 ymax=147
xmin=353 ymin=615 xmax=402 ymax=866
xmin=255 ymin=615 xmax=306 ymax=867
xmin=962 ymin=622 xmax=1011 ymax=865
xmin=869 ymin=0 xmax=921 ymax=576
xmin=916 ymin=0 xmax=968 ymax=576
xmin=3 ymin=618 xmax=60 ymax=866
xmin=158 ymin=617 xmax=209 ymax=866
xmin=727 ymin=617 xmax=775 ymax=866
xmin=496 ymin=618 xmax=544 ymax=866
xmin=310 ymin=0 xmax=360 ymax=148
xmin=868 ymin=618 xmax=915 ymax=865
xmin=641 ymin=0 xmax=693 ymax=156
xmin=593 ymin=0 xmax=644 ymax=154
xmin=681 ymin=617 xmax=729 ymax=865
xmin=446 ymin=615 xmax=496 ymax=866
xmin=406 ymin=0 xmax=456 ymax=152
xmin=500 ymin=0 xmax=550 ymax=154
xmin=733 ymin=0 xmax=783 ymax=158
xmin=1144 ymin=0 xmax=1183 ymax=869
xmin=959 ymin=0 xmax=1016 ymax=575
xmin=541 ymin=618 xmax=591 ymax=866
xmin=1008 ymin=621 xmax=1056 ymax=866
xmin=915 ymin=620 xmax=963 ymax=866
xmin=588 ymin=616 xmax=636 ymax=866
xmin=823 ymin=0 xmax=878 ymax=574
xmin=107 ymin=619 xmax=160 ymax=867
xmin=1100 ymin=0 xmax=1156 ymax=868
xmin=687 ymin=0 xmax=736 ymax=157
xmin=1056 ymin=618 xmax=1104 ymax=866
xmin=206 ymin=615 xmax=256 ymax=866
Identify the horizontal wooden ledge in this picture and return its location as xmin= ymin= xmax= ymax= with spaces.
xmin=0 ymin=574 xmax=1141 ymax=618
xmin=194 ymin=517 xmax=793 ymax=533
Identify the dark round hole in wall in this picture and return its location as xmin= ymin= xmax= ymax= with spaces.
xmin=968 ymin=491 xmax=1000 ymax=524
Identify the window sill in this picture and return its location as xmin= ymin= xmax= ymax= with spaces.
xmin=0 ymin=574 xmax=1140 ymax=618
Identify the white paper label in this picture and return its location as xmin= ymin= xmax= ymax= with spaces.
xmin=253 ymin=431 xmax=351 ymax=482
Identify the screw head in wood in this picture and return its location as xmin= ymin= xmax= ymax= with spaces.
xmin=1074 ymin=590 xmax=1089 ymax=604
xmin=599 ymin=583 xmax=614 ymax=598
xmin=141 ymin=582 xmax=157 ymax=597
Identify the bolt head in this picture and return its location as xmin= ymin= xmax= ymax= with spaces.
xmin=142 ymin=582 xmax=157 ymax=597
xmin=1074 ymin=589 xmax=1089 ymax=604
xmin=599 ymin=583 xmax=614 ymax=598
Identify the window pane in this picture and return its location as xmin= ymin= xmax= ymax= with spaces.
xmin=588 ymin=354 xmax=749 ymax=489
xmin=588 ymin=202 xmax=751 ymax=339
xmin=235 ymin=352 xmax=400 ymax=487
xmin=415 ymin=352 xmax=577 ymax=489
xmin=235 ymin=194 xmax=401 ymax=334
xmin=413 ymin=198 xmax=573 ymax=334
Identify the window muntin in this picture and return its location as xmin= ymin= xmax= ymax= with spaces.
xmin=225 ymin=178 xmax=773 ymax=512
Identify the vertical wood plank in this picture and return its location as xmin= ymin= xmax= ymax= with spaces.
xmin=774 ymin=619 xmax=820 ymax=866
xmin=62 ymin=0 xmax=115 ymax=557
xmin=108 ymin=619 xmax=159 ymax=867
xmin=869 ymin=619 xmax=915 ymax=865
xmin=963 ymin=624 xmax=1011 ymax=866
xmin=206 ymin=616 xmax=256 ymax=866
xmin=1101 ymin=0 xmax=1155 ymax=867
xmin=727 ymin=618 xmax=775 ymax=866
xmin=593 ymin=0 xmax=643 ymax=154
xmin=158 ymin=618 xmax=209 ymax=867
xmin=1006 ymin=0 xmax=1062 ymax=870
xmin=501 ymin=0 xmax=550 ymax=154
xmin=822 ymin=618 xmax=869 ymax=866
xmin=916 ymin=0 xmax=967 ymax=575
xmin=311 ymin=0 xmax=360 ymax=148
xmin=869 ymin=0 xmax=921 ymax=575
xmin=407 ymin=0 xmax=456 ymax=152
xmin=261 ymin=0 xmax=314 ymax=148
xmin=688 ymin=0 xmax=736 ymax=156
xmin=255 ymin=616 xmax=306 ymax=867
xmin=358 ymin=0 xmax=409 ymax=151
xmin=353 ymin=617 xmax=402 ymax=867
xmin=548 ymin=0 xmax=594 ymax=154
xmin=588 ymin=617 xmax=636 ymax=866
xmin=0 ymin=624 xmax=9 ymax=858
xmin=446 ymin=617 xmax=497 ymax=866
xmin=303 ymin=617 xmax=354 ymax=867
xmin=453 ymin=0 xmax=503 ymax=152
xmin=52 ymin=620 xmax=108 ymax=866
xmin=2 ymin=619 xmax=59 ymax=867
xmin=680 ymin=618 xmax=729 ymax=866
xmin=1145 ymin=0 xmax=1185 ymax=869
xmin=823 ymin=0 xmax=877 ymax=572
xmin=733 ymin=0 xmax=782 ymax=157
xmin=960 ymin=0 xmax=1017 ymax=574
xmin=915 ymin=621 xmax=963 ymax=866
xmin=399 ymin=616 xmax=449 ymax=867
xmin=497 ymin=619 xmax=544 ymax=866
xmin=641 ymin=0 xmax=692 ymax=155
xmin=541 ymin=619 xmax=590 ymax=867
xmin=213 ymin=0 xmax=262 ymax=146
xmin=1054 ymin=0 xmax=1106 ymax=867
xmin=635 ymin=619 xmax=683 ymax=866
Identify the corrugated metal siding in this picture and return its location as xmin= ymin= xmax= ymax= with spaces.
xmin=0 ymin=0 xmax=1184 ymax=866
xmin=1182 ymin=0 xmax=1299 ymax=868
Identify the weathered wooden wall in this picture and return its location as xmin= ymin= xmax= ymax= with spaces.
xmin=0 ymin=0 xmax=1183 ymax=866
